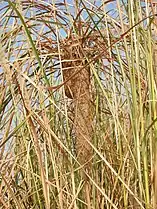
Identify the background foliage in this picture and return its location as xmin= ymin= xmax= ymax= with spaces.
xmin=0 ymin=0 xmax=157 ymax=208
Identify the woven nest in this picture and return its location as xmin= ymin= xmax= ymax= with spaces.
xmin=61 ymin=34 xmax=94 ymax=168
xmin=61 ymin=35 xmax=91 ymax=99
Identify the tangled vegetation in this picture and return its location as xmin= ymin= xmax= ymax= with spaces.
xmin=1 ymin=0 xmax=157 ymax=208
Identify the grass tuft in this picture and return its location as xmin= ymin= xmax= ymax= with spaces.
xmin=1 ymin=0 xmax=157 ymax=208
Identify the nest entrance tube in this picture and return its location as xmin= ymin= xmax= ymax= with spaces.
xmin=62 ymin=36 xmax=94 ymax=172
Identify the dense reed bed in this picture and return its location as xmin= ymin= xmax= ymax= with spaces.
xmin=1 ymin=0 xmax=157 ymax=208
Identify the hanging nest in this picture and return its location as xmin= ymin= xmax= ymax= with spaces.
xmin=61 ymin=34 xmax=94 ymax=170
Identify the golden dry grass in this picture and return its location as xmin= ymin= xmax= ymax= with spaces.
xmin=1 ymin=0 xmax=157 ymax=208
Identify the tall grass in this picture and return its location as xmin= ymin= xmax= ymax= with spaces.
xmin=0 ymin=0 xmax=157 ymax=208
